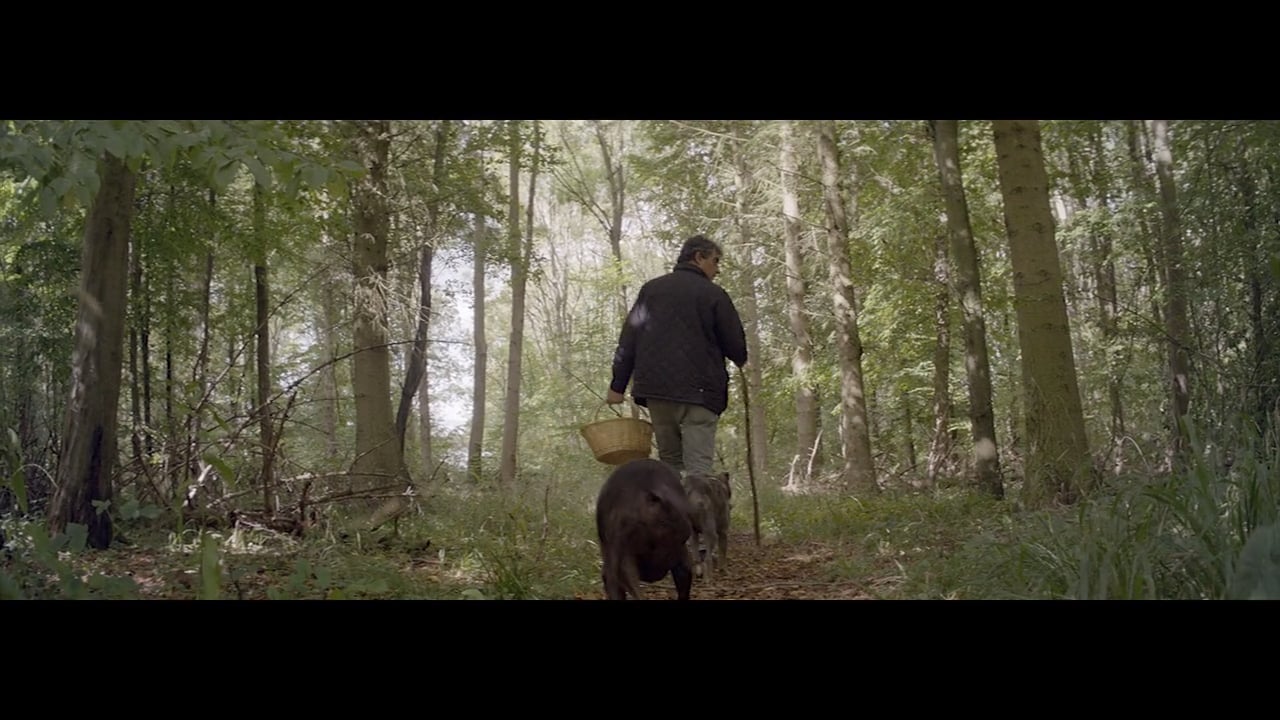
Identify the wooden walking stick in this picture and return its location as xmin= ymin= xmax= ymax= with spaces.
xmin=738 ymin=365 xmax=761 ymax=547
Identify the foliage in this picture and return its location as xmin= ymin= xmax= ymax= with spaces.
xmin=979 ymin=421 xmax=1280 ymax=599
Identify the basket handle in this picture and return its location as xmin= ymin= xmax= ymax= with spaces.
xmin=592 ymin=400 xmax=650 ymax=422
xmin=594 ymin=402 xmax=624 ymax=421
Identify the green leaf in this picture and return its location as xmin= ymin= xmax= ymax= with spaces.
xmin=243 ymin=156 xmax=272 ymax=189
xmin=31 ymin=526 xmax=51 ymax=556
xmin=103 ymin=130 xmax=127 ymax=160
xmin=139 ymin=505 xmax=162 ymax=520
xmin=349 ymin=578 xmax=390 ymax=596
xmin=126 ymin=129 xmax=147 ymax=159
xmin=88 ymin=574 xmax=139 ymax=599
xmin=65 ymin=523 xmax=88 ymax=553
xmin=212 ymin=159 xmax=239 ymax=191
xmin=1228 ymin=521 xmax=1280 ymax=600
xmin=313 ymin=566 xmax=331 ymax=589
xmin=0 ymin=569 xmax=24 ymax=600
xmin=120 ymin=497 xmax=140 ymax=521
xmin=302 ymin=164 xmax=329 ymax=189
xmin=198 ymin=532 xmax=222 ymax=600
xmin=326 ymin=588 xmax=347 ymax=600
xmin=8 ymin=468 xmax=27 ymax=514
xmin=72 ymin=182 xmax=93 ymax=209
xmin=91 ymin=498 xmax=111 ymax=516
xmin=203 ymin=454 xmax=235 ymax=484
xmin=461 ymin=588 xmax=487 ymax=600
xmin=1270 ymin=255 xmax=1280 ymax=283
xmin=174 ymin=130 xmax=205 ymax=148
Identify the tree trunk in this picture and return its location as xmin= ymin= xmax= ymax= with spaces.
xmin=400 ymin=120 xmax=451 ymax=482
xmin=1237 ymin=166 xmax=1273 ymax=429
xmin=128 ymin=227 xmax=145 ymax=469
xmin=1127 ymin=121 xmax=1165 ymax=329
xmin=930 ymin=120 xmax=1002 ymax=498
xmin=501 ymin=120 xmax=541 ymax=486
xmin=319 ymin=252 xmax=341 ymax=463
xmin=593 ymin=120 xmax=629 ymax=321
xmin=48 ymin=153 xmax=136 ymax=549
xmin=253 ymin=184 xmax=275 ymax=514
xmin=347 ymin=120 xmax=402 ymax=495
xmin=992 ymin=119 xmax=1092 ymax=506
xmin=190 ymin=249 xmax=213 ymax=482
xmin=164 ymin=266 xmax=177 ymax=495
xmin=925 ymin=230 xmax=951 ymax=488
xmin=468 ymin=217 xmax=488 ymax=483
xmin=1079 ymin=127 xmax=1126 ymax=474
xmin=780 ymin=121 xmax=821 ymax=490
xmin=815 ymin=120 xmax=876 ymax=494
xmin=141 ymin=248 xmax=153 ymax=456
xmin=1148 ymin=120 xmax=1192 ymax=466
xmin=731 ymin=124 xmax=768 ymax=480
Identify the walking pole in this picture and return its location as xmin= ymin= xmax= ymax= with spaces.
xmin=738 ymin=365 xmax=761 ymax=547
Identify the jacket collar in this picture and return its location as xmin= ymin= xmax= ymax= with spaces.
xmin=673 ymin=261 xmax=710 ymax=280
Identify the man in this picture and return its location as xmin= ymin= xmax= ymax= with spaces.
xmin=607 ymin=234 xmax=748 ymax=477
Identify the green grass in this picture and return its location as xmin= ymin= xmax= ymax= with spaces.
xmin=7 ymin=421 xmax=1279 ymax=600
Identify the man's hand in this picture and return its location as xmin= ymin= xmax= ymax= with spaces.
xmin=606 ymin=389 xmax=625 ymax=404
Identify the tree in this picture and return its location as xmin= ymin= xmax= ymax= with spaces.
xmin=815 ymin=120 xmax=876 ymax=493
xmin=992 ymin=119 xmax=1092 ymax=506
xmin=779 ymin=120 xmax=821 ymax=489
xmin=1148 ymin=119 xmax=1192 ymax=466
xmin=499 ymin=120 xmax=542 ymax=486
xmin=345 ymin=120 xmax=403 ymax=499
xmin=48 ymin=152 xmax=136 ymax=547
xmin=930 ymin=120 xmax=1003 ymax=498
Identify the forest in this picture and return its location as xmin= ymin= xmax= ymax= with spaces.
xmin=0 ymin=119 xmax=1277 ymax=600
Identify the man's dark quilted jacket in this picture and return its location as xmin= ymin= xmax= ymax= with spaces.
xmin=610 ymin=263 xmax=748 ymax=416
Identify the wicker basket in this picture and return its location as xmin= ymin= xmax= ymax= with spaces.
xmin=580 ymin=407 xmax=653 ymax=465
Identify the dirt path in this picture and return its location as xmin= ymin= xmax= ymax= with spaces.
xmin=575 ymin=531 xmax=877 ymax=600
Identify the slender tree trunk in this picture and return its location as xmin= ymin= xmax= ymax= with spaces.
xmin=501 ymin=121 xmax=540 ymax=486
xmin=141 ymin=251 xmax=153 ymax=456
xmin=815 ymin=120 xmax=876 ymax=494
xmin=1077 ymin=128 xmax=1126 ymax=474
xmin=468 ymin=218 xmax=488 ymax=483
xmin=992 ymin=119 xmax=1092 ymax=507
xmin=189 ymin=250 xmax=213 ymax=478
xmin=593 ymin=120 xmax=629 ymax=320
xmin=901 ymin=388 xmax=917 ymax=479
xmin=48 ymin=153 xmax=136 ymax=549
xmin=319 ymin=254 xmax=341 ymax=462
xmin=1127 ymin=121 xmax=1165 ymax=329
xmin=591 ymin=121 xmax=641 ymax=422
xmin=252 ymin=185 xmax=275 ymax=514
xmin=347 ymin=120 xmax=402 ymax=496
xmin=164 ymin=266 xmax=177 ymax=495
xmin=128 ymin=230 xmax=144 ymax=469
xmin=400 ymin=120 xmax=451 ymax=482
xmin=931 ymin=120 xmax=1003 ymax=498
xmin=1148 ymin=120 xmax=1192 ymax=465
xmin=780 ymin=121 xmax=821 ymax=489
xmin=731 ymin=124 xmax=767 ymax=479
xmin=1238 ymin=166 xmax=1272 ymax=428
xmin=926 ymin=231 xmax=951 ymax=487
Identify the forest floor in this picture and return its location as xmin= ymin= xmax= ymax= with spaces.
xmin=2 ymin=481 xmax=1004 ymax=600
xmin=571 ymin=531 xmax=881 ymax=600
xmin=5 ymin=526 xmax=903 ymax=600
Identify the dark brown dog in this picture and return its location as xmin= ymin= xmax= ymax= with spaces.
xmin=595 ymin=459 xmax=696 ymax=600
xmin=682 ymin=472 xmax=731 ymax=582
